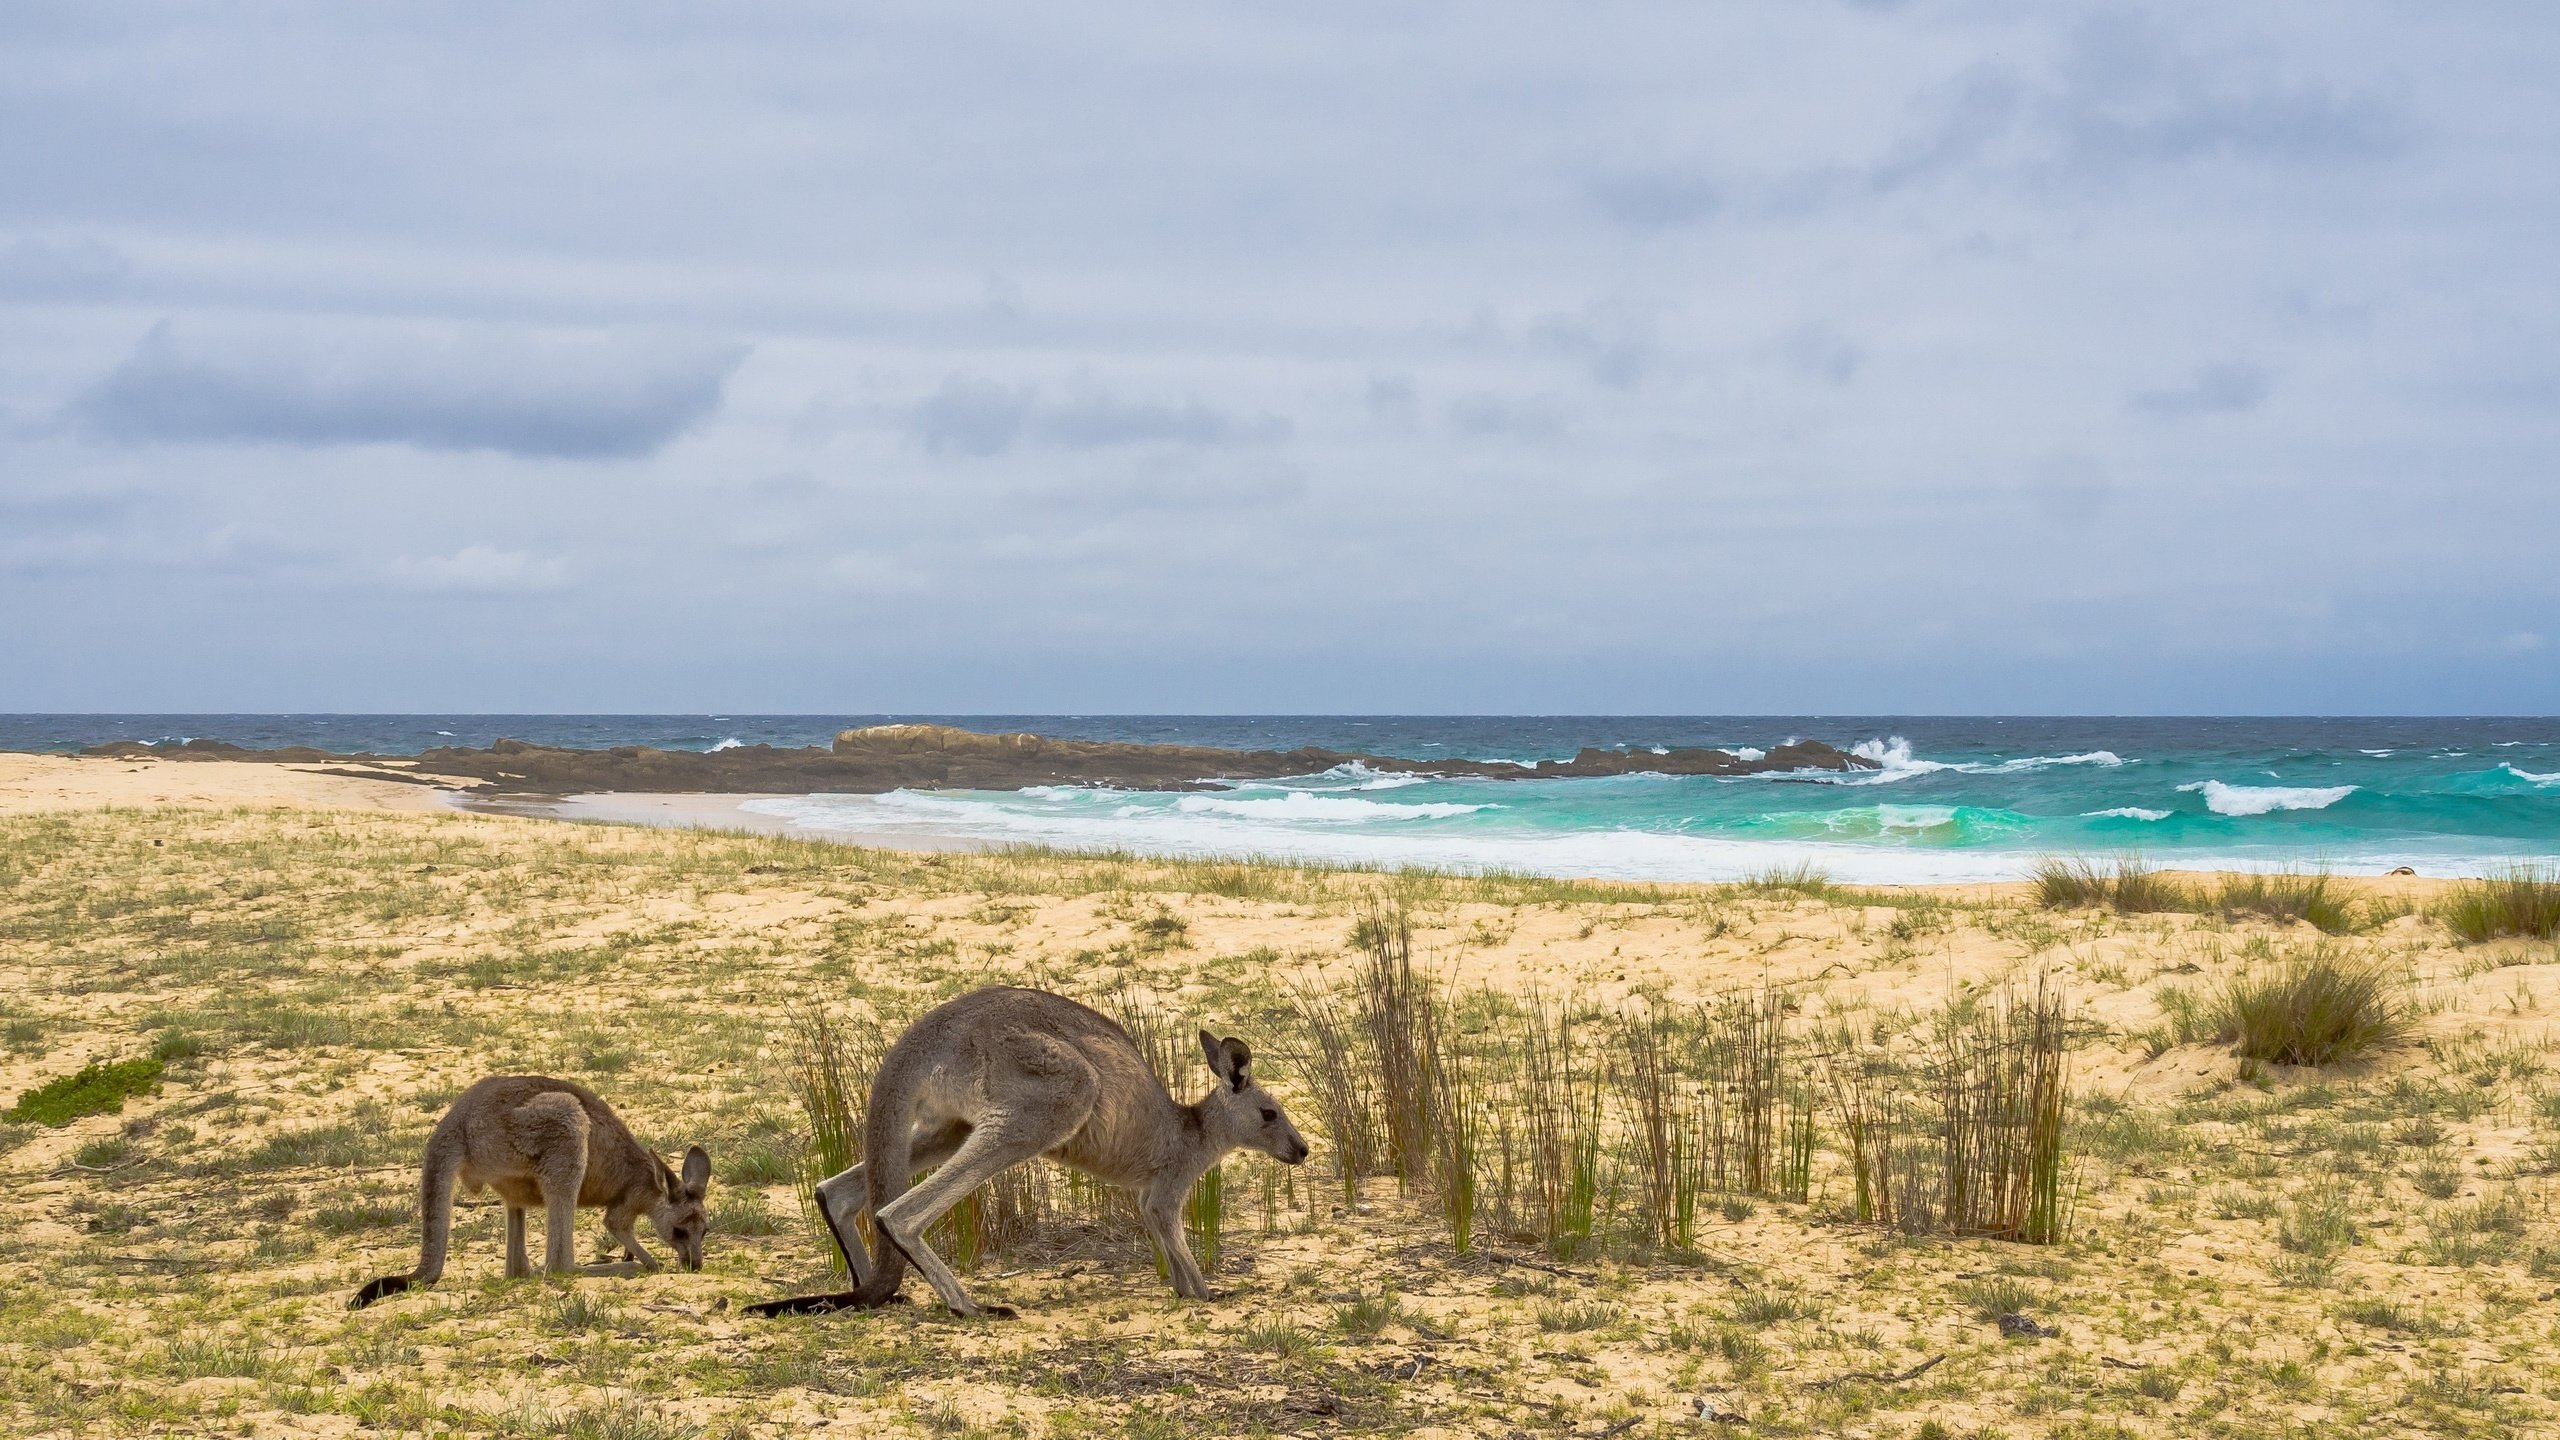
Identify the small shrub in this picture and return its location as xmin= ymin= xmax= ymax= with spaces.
xmin=2440 ymin=868 xmax=2560 ymax=943
xmin=6 ymin=1057 xmax=163 ymax=1127
xmin=242 ymin=1122 xmax=374 ymax=1171
xmin=1131 ymin=910 xmax=1191 ymax=948
xmin=2032 ymin=856 xmax=2192 ymax=915
xmin=1235 ymin=1318 xmax=1319 ymax=1364
xmin=2135 ymin=1369 xmax=2184 ymax=1401
xmin=1729 ymin=1290 xmax=1815 ymax=1325
xmin=2417 ymin=1193 xmax=2529 ymax=1267
xmin=2210 ymin=946 xmax=2405 ymax=1066
xmin=1743 ymin=863 xmax=1834 ymax=898
xmin=1331 ymin=1293 xmax=1404 ymax=1339
xmin=720 ymin=1135 xmax=797 ymax=1186
xmin=2213 ymin=873 xmax=2357 ymax=935
xmin=712 ymin=1188 xmax=786 ymax=1236
xmin=74 ymin=1135 xmax=136 ymax=1168
xmin=313 ymin=1199 xmax=412 ymax=1234
xmin=150 ymin=1029 xmax=205 ymax=1063
xmin=1534 ymin=1300 xmax=1619 ymax=1333
xmin=1958 ymin=1275 xmax=2041 ymax=1322
xmin=2033 ymin=857 xmax=2111 ymax=910
xmin=159 ymin=1334 xmax=270 ymax=1379
xmin=2279 ymin=1184 xmax=2359 ymax=1257
xmin=2339 ymin=1298 xmax=2460 ymax=1335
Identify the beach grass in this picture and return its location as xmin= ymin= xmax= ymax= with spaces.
xmin=0 ymin=800 xmax=2554 ymax=1436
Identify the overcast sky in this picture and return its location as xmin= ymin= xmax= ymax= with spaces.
xmin=3 ymin=2 xmax=2555 ymax=713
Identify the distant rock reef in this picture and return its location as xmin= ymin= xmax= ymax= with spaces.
xmin=79 ymin=723 xmax=1878 ymax=795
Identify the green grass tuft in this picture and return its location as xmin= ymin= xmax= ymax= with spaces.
xmin=2440 ymin=867 xmax=2560 ymax=943
xmin=2210 ymin=946 xmax=2406 ymax=1066
xmin=5 ymin=1056 xmax=163 ymax=1127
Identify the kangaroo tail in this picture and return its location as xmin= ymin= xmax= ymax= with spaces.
xmin=847 ymin=1066 xmax=916 ymax=1307
xmin=351 ymin=1131 xmax=462 ymax=1310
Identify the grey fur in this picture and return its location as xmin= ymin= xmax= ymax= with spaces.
xmin=759 ymin=986 xmax=1308 ymax=1319
xmin=349 ymin=1075 xmax=711 ymax=1309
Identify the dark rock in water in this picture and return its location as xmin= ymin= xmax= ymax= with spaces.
xmin=79 ymin=722 xmax=1877 ymax=796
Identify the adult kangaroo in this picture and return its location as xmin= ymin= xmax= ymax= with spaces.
xmin=349 ymin=1075 xmax=711 ymax=1309
xmin=750 ymin=986 xmax=1308 ymax=1319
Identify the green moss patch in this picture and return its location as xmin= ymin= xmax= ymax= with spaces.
xmin=5 ymin=1057 xmax=163 ymax=1127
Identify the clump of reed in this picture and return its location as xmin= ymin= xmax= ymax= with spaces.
xmin=1827 ymin=977 xmax=2074 ymax=1243
xmin=2440 ymin=867 xmax=2560 ymax=943
xmin=2034 ymin=856 xmax=2364 ymax=934
xmin=2207 ymin=943 xmax=2406 ymax=1067
xmin=783 ymin=1002 xmax=877 ymax=1276
xmin=1289 ymin=901 xmax=1843 ymax=1261
xmin=2033 ymin=855 xmax=2193 ymax=914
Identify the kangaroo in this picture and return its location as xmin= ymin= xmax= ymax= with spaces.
xmin=349 ymin=1075 xmax=711 ymax=1310
xmin=749 ymin=986 xmax=1308 ymax=1319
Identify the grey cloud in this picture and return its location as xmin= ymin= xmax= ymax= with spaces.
xmin=1015 ymin=460 xmax=1307 ymax=516
xmin=1041 ymin=396 xmax=1289 ymax=449
xmin=2131 ymin=361 xmax=2272 ymax=417
xmin=1584 ymin=168 xmax=1721 ymax=229
xmin=1447 ymin=391 xmax=1566 ymax=439
xmin=1365 ymin=374 xmax=1418 ymax=429
xmin=2049 ymin=15 xmax=2404 ymax=173
xmin=906 ymin=374 xmax=1291 ymax=455
xmin=910 ymin=375 xmax=1034 ymax=456
xmin=1532 ymin=302 xmax=1658 ymax=389
xmin=71 ymin=321 xmax=742 ymax=459
xmin=384 ymin=545 xmax=571 ymax=594
xmin=0 ymin=236 xmax=133 ymax=299
xmin=1778 ymin=324 xmax=1862 ymax=386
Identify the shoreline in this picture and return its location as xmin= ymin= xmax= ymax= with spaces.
xmin=0 ymin=751 xmax=2487 ymax=894
xmin=440 ymin=788 xmax=998 ymax=853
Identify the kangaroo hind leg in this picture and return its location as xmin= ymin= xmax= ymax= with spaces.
xmin=874 ymin=1043 xmax=1095 ymax=1319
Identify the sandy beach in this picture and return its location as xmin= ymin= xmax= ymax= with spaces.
xmin=4 ymin=755 xmax=2556 ymax=1436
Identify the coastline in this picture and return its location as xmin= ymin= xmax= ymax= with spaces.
xmin=440 ymin=787 xmax=998 ymax=853
xmin=0 ymin=752 xmax=2469 ymax=898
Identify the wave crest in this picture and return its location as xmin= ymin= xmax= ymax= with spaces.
xmin=2175 ymin=780 xmax=2357 ymax=817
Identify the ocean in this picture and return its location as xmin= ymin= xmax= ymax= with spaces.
xmin=7 ymin=714 xmax=2557 ymax=884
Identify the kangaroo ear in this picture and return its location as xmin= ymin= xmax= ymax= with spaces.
xmin=1199 ymin=1029 xmax=1252 ymax=1089
xmin=681 ymin=1145 xmax=711 ymax=1198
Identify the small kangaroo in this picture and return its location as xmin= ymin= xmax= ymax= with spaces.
xmin=749 ymin=986 xmax=1308 ymax=1319
xmin=349 ymin=1075 xmax=711 ymax=1310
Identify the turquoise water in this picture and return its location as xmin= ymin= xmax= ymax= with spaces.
xmin=9 ymin=715 xmax=2556 ymax=883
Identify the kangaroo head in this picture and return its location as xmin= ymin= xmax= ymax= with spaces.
xmin=651 ymin=1145 xmax=712 ymax=1271
xmin=1195 ymin=1029 xmax=1310 ymax=1167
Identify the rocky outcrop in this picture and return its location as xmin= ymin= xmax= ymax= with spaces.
xmin=79 ymin=724 xmax=1875 ymax=795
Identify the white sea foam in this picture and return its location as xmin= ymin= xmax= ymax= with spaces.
xmin=2361 ymin=749 xmax=2394 ymax=757
xmin=1171 ymin=791 xmax=1489 ymax=823
xmin=1982 ymin=750 xmax=2126 ymax=772
xmin=2504 ymin=764 xmax=2560 ymax=785
xmin=2175 ymin=780 xmax=2357 ymax=817
xmin=730 ymin=790 xmax=2556 ymax=885
xmin=2085 ymin=807 xmax=2173 ymax=822
xmin=1829 ymin=738 xmax=2128 ymax=785
xmin=707 ymin=737 xmax=745 ymax=752
xmin=1731 ymin=747 xmax=1765 ymax=762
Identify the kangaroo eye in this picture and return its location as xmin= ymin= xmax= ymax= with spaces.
xmin=1260 ymin=1108 xmax=1279 ymax=1123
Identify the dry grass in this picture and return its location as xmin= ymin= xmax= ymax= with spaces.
xmin=0 ymin=801 xmax=2555 ymax=1438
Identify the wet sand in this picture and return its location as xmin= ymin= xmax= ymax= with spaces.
xmin=441 ymin=788 xmax=995 ymax=852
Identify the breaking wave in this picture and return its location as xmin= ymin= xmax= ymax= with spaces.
xmin=2176 ymin=780 xmax=2357 ymax=817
